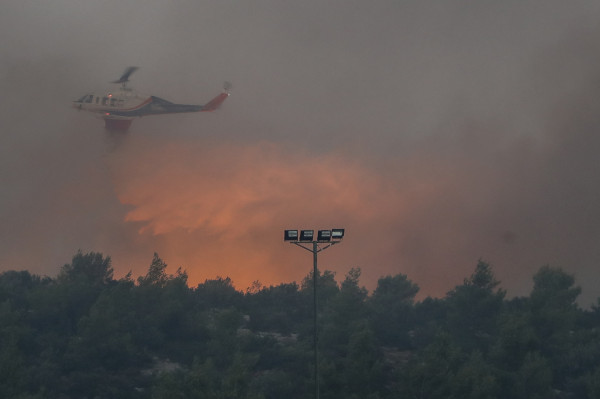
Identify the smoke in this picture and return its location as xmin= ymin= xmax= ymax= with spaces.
xmin=103 ymin=136 xmax=406 ymax=289
xmin=2 ymin=1 xmax=600 ymax=305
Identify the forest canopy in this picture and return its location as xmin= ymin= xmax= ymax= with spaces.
xmin=0 ymin=252 xmax=599 ymax=398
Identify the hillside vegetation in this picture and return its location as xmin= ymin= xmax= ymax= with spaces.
xmin=1 ymin=252 xmax=599 ymax=398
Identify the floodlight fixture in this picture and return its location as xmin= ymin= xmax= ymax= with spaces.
xmin=317 ymin=230 xmax=331 ymax=242
xmin=284 ymin=230 xmax=299 ymax=241
xmin=300 ymin=230 xmax=314 ymax=242
xmin=331 ymin=228 xmax=345 ymax=240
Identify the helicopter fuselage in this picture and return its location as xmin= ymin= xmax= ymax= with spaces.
xmin=73 ymin=77 xmax=230 ymax=131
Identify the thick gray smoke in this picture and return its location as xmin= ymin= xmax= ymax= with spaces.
xmin=2 ymin=1 xmax=600 ymax=305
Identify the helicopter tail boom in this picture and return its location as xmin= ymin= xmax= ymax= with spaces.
xmin=202 ymin=92 xmax=230 ymax=112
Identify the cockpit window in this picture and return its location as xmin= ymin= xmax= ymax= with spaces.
xmin=77 ymin=94 xmax=89 ymax=102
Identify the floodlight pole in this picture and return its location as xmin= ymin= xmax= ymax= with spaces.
xmin=312 ymin=241 xmax=318 ymax=399
xmin=289 ymin=239 xmax=341 ymax=399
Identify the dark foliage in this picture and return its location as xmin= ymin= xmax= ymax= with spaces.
xmin=0 ymin=254 xmax=598 ymax=398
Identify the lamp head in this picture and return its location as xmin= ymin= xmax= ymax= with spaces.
xmin=284 ymin=230 xmax=299 ymax=241
xmin=318 ymin=230 xmax=332 ymax=242
xmin=300 ymin=230 xmax=314 ymax=241
xmin=331 ymin=229 xmax=345 ymax=240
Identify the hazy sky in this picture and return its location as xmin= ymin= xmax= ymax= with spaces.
xmin=2 ymin=1 xmax=600 ymax=305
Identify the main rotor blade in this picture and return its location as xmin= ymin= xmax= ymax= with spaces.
xmin=112 ymin=66 xmax=139 ymax=84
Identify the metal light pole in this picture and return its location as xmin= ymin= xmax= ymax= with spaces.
xmin=284 ymin=229 xmax=345 ymax=399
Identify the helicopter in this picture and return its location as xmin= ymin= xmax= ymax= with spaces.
xmin=73 ymin=67 xmax=231 ymax=130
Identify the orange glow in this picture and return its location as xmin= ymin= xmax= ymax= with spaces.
xmin=106 ymin=137 xmax=415 ymax=291
xmin=113 ymin=142 xmax=389 ymax=238
xmin=102 ymin=134 xmax=506 ymax=299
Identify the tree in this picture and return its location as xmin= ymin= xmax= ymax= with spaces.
xmin=397 ymin=331 xmax=463 ymax=399
xmin=0 ymin=302 xmax=34 ymax=398
xmin=245 ymin=282 xmax=303 ymax=334
xmin=320 ymin=268 xmax=367 ymax=357
xmin=195 ymin=277 xmax=243 ymax=309
xmin=0 ymin=270 xmax=42 ymax=308
xmin=445 ymin=261 xmax=505 ymax=353
xmin=330 ymin=268 xmax=368 ymax=324
xmin=530 ymin=265 xmax=581 ymax=340
xmin=52 ymin=252 xmax=115 ymax=335
xmin=490 ymin=307 xmax=538 ymax=370
xmin=343 ymin=322 xmax=386 ymax=399
xmin=450 ymin=351 xmax=499 ymax=399
xmin=318 ymin=269 xmax=386 ymax=399
xmin=369 ymin=273 xmax=419 ymax=348
xmin=137 ymin=253 xmax=170 ymax=287
xmin=529 ymin=266 xmax=583 ymax=393
xmin=57 ymin=251 xmax=113 ymax=287
xmin=412 ymin=296 xmax=448 ymax=349
xmin=135 ymin=254 xmax=201 ymax=362
xmin=300 ymin=269 xmax=339 ymax=311
xmin=510 ymin=352 xmax=553 ymax=399
xmin=151 ymin=359 xmax=218 ymax=399
xmin=584 ymin=365 xmax=600 ymax=399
